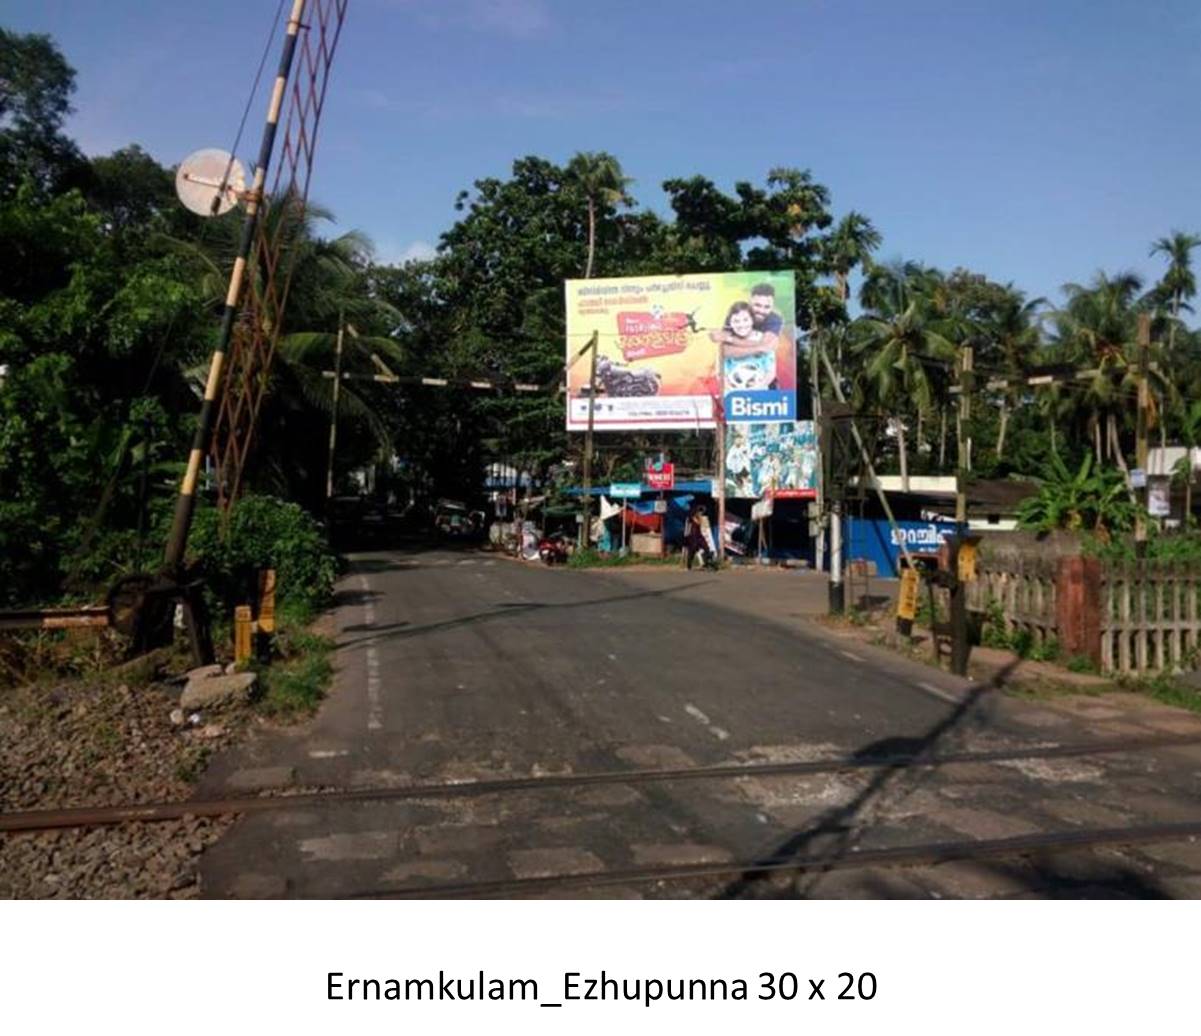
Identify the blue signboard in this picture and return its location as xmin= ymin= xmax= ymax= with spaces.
xmin=725 ymin=389 xmax=796 ymax=423
xmin=844 ymin=518 xmax=957 ymax=578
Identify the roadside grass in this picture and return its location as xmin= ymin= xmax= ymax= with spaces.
xmin=1116 ymin=673 xmax=1201 ymax=716
xmin=566 ymin=548 xmax=686 ymax=570
xmin=250 ymin=601 xmax=334 ymax=720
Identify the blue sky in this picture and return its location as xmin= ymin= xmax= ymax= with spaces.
xmin=7 ymin=0 xmax=1199 ymax=306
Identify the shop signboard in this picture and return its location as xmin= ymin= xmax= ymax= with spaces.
xmin=609 ymin=483 xmax=642 ymax=499
xmin=645 ymin=460 xmax=675 ymax=491
xmin=565 ymin=271 xmax=797 ymax=430
xmin=845 ymin=517 xmax=958 ymax=579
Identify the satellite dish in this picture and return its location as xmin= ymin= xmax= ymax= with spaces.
xmin=175 ymin=148 xmax=246 ymax=217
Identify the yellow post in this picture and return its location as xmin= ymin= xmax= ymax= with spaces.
xmin=234 ymin=605 xmax=253 ymax=663
xmin=257 ymin=569 xmax=277 ymax=634
xmin=957 ymin=541 xmax=978 ymax=584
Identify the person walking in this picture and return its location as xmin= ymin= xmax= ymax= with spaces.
xmin=685 ymin=504 xmax=716 ymax=570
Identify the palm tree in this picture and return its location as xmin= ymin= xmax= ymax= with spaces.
xmin=1051 ymin=271 xmax=1171 ymax=475
xmin=1150 ymin=230 xmax=1201 ymax=354
xmin=850 ymin=302 xmax=956 ymax=490
xmin=164 ymin=196 xmax=403 ymax=505
xmin=825 ymin=211 xmax=881 ymax=314
xmin=566 ymin=151 xmax=633 ymax=279
xmin=987 ymin=289 xmax=1045 ymax=462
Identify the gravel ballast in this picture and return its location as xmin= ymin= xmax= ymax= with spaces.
xmin=0 ymin=670 xmax=252 ymax=899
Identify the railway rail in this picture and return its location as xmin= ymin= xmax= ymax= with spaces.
xmin=370 ymin=820 xmax=1201 ymax=899
xmin=4 ymin=730 xmax=1199 ymax=835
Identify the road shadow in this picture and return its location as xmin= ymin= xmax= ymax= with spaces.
xmin=712 ymin=657 xmax=1177 ymax=900
xmin=334 ymin=580 xmax=717 ymax=653
xmin=331 ymin=588 xmax=384 ymax=609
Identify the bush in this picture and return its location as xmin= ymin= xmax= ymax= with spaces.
xmin=189 ymin=494 xmax=335 ymax=613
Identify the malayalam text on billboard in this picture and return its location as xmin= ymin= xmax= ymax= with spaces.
xmin=565 ymin=271 xmax=797 ymax=431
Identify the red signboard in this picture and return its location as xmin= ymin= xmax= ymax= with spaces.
xmin=645 ymin=461 xmax=675 ymax=491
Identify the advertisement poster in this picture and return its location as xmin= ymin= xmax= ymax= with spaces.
xmin=725 ymin=420 xmax=819 ymax=499
xmin=565 ymin=271 xmax=797 ymax=431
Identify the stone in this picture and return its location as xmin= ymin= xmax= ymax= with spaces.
xmin=200 ymin=724 xmax=225 ymax=740
xmin=185 ymin=663 xmax=224 ymax=681
xmin=180 ymin=671 xmax=256 ymax=711
xmin=169 ymin=708 xmax=184 ymax=726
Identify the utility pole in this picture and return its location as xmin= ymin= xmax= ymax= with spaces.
xmin=325 ymin=313 xmax=345 ymax=505
xmin=1135 ymin=313 xmax=1151 ymax=557
xmin=950 ymin=343 xmax=974 ymax=677
xmin=829 ymin=496 xmax=844 ymax=613
xmin=956 ymin=344 xmax=973 ymax=525
xmin=580 ymin=331 xmax=599 ymax=549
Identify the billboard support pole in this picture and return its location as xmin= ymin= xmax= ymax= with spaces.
xmin=580 ymin=331 xmax=599 ymax=550
xmin=715 ymin=338 xmax=726 ymax=563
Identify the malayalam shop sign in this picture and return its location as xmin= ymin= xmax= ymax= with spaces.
xmin=644 ymin=460 xmax=675 ymax=491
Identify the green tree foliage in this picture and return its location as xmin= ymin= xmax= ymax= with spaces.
xmin=0 ymin=28 xmax=85 ymax=195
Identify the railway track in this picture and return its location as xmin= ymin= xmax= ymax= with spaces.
xmin=4 ymin=730 xmax=1199 ymax=835
xmin=369 ymin=820 xmax=1201 ymax=899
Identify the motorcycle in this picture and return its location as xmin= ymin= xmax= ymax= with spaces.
xmin=538 ymin=532 xmax=572 ymax=565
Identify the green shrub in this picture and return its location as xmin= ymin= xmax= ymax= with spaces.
xmin=189 ymin=494 xmax=335 ymax=612
xmin=1065 ymin=653 xmax=1098 ymax=674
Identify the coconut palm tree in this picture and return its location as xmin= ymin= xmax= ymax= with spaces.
xmin=825 ymin=211 xmax=881 ymax=308
xmin=566 ymin=151 xmax=633 ymax=279
xmin=1051 ymin=271 xmax=1172 ymax=475
xmin=986 ymin=289 xmax=1045 ymax=462
xmin=1150 ymin=230 xmax=1201 ymax=354
xmin=850 ymin=301 xmax=956 ymax=489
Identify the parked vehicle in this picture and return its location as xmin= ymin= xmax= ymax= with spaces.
xmin=434 ymin=500 xmax=477 ymax=538
xmin=538 ymin=531 xmax=572 ymax=565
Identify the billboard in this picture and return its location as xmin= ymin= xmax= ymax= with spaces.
xmin=565 ymin=271 xmax=797 ymax=431
xmin=725 ymin=420 xmax=819 ymax=499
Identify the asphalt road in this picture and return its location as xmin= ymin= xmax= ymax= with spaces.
xmin=198 ymin=546 xmax=1201 ymax=899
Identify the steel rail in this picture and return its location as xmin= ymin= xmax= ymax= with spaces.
xmin=3 ymin=731 xmax=1199 ymax=834
xmin=371 ymin=819 xmax=1201 ymax=899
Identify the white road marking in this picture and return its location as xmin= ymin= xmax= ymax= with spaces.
xmin=917 ymin=681 xmax=960 ymax=705
xmin=308 ymin=749 xmax=350 ymax=759
xmin=684 ymin=703 xmax=730 ymax=741
xmin=457 ymin=559 xmax=474 ymax=566
xmin=358 ymin=573 xmax=384 ymax=731
xmin=839 ymin=649 xmax=865 ymax=662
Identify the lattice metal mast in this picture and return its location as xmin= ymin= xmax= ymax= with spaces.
xmin=163 ymin=0 xmax=349 ymax=571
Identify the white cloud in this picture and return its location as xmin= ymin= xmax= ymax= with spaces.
xmin=375 ymin=239 xmax=438 ymax=266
